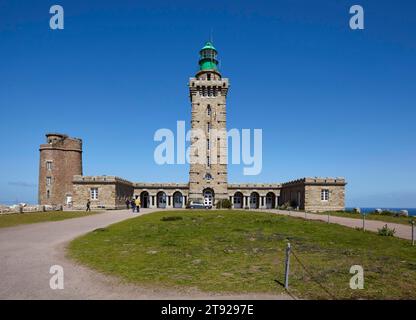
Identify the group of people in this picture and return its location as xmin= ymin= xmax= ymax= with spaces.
xmin=85 ymin=197 xmax=141 ymax=213
xmin=126 ymin=197 xmax=141 ymax=213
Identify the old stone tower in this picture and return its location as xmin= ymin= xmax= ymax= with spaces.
xmin=38 ymin=133 xmax=83 ymax=206
xmin=188 ymin=42 xmax=229 ymax=205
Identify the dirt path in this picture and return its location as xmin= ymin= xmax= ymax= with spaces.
xmin=263 ymin=209 xmax=414 ymax=241
xmin=0 ymin=209 xmax=290 ymax=300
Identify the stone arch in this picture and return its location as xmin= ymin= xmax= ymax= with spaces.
xmin=266 ymin=192 xmax=276 ymax=209
xmin=157 ymin=191 xmax=167 ymax=208
xmin=249 ymin=192 xmax=260 ymax=209
xmin=140 ymin=191 xmax=150 ymax=208
xmin=233 ymin=192 xmax=243 ymax=209
xmin=173 ymin=191 xmax=183 ymax=208
xmin=203 ymin=188 xmax=215 ymax=207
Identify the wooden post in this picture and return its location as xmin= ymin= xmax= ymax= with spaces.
xmin=284 ymin=243 xmax=291 ymax=289
xmin=362 ymin=214 xmax=366 ymax=231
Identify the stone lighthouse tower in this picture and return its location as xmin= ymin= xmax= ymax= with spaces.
xmin=38 ymin=133 xmax=83 ymax=207
xmin=188 ymin=42 xmax=229 ymax=206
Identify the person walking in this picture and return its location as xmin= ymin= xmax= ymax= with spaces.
xmin=86 ymin=199 xmax=91 ymax=212
xmin=125 ymin=198 xmax=130 ymax=209
xmin=131 ymin=198 xmax=136 ymax=213
xmin=135 ymin=197 xmax=141 ymax=213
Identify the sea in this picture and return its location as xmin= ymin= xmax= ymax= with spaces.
xmin=346 ymin=207 xmax=416 ymax=216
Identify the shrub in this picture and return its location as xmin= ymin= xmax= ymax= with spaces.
xmin=216 ymin=199 xmax=232 ymax=209
xmin=161 ymin=216 xmax=183 ymax=222
xmin=377 ymin=224 xmax=396 ymax=237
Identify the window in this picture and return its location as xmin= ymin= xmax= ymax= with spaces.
xmin=207 ymin=105 xmax=211 ymax=116
xmin=91 ymin=188 xmax=99 ymax=200
xmin=204 ymin=173 xmax=212 ymax=180
xmin=321 ymin=189 xmax=329 ymax=201
xmin=207 ymin=156 xmax=211 ymax=167
xmin=46 ymin=190 xmax=50 ymax=199
xmin=46 ymin=177 xmax=51 ymax=186
xmin=207 ymin=139 xmax=210 ymax=150
xmin=207 ymin=122 xmax=211 ymax=133
xmin=46 ymin=161 xmax=52 ymax=170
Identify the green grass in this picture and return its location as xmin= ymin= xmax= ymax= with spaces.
xmin=319 ymin=211 xmax=415 ymax=226
xmin=68 ymin=210 xmax=416 ymax=299
xmin=0 ymin=210 xmax=99 ymax=228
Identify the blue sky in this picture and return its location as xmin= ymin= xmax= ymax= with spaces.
xmin=0 ymin=0 xmax=415 ymax=207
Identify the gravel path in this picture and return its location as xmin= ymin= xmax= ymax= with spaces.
xmin=0 ymin=209 xmax=290 ymax=300
xmin=263 ymin=209 xmax=414 ymax=241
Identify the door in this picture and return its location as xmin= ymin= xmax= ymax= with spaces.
xmin=204 ymin=191 xmax=213 ymax=207
xmin=233 ymin=193 xmax=243 ymax=209
xmin=66 ymin=196 xmax=72 ymax=207
xmin=250 ymin=193 xmax=259 ymax=209
xmin=173 ymin=193 xmax=183 ymax=208
xmin=266 ymin=193 xmax=275 ymax=209
xmin=157 ymin=192 xmax=166 ymax=208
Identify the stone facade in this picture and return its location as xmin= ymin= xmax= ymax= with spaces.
xmin=38 ymin=133 xmax=82 ymax=207
xmin=188 ymin=70 xmax=229 ymax=204
xmin=72 ymin=176 xmax=134 ymax=210
xmin=38 ymin=42 xmax=347 ymax=213
xmin=280 ymin=178 xmax=346 ymax=212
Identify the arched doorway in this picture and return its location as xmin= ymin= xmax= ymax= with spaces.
xmin=173 ymin=191 xmax=183 ymax=208
xmin=203 ymin=189 xmax=214 ymax=207
xmin=157 ymin=191 xmax=167 ymax=208
xmin=233 ymin=192 xmax=243 ymax=209
xmin=250 ymin=192 xmax=259 ymax=209
xmin=140 ymin=191 xmax=150 ymax=208
xmin=266 ymin=192 xmax=276 ymax=209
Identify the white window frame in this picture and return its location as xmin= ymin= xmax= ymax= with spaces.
xmin=321 ymin=189 xmax=329 ymax=201
xmin=46 ymin=161 xmax=52 ymax=170
xmin=91 ymin=188 xmax=99 ymax=200
xmin=46 ymin=177 xmax=52 ymax=186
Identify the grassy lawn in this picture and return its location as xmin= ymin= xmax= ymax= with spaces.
xmin=319 ymin=211 xmax=415 ymax=226
xmin=0 ymin=211 xmax=99 ymax=228
xmin=68 ymin=210 xmax=416 ymax=299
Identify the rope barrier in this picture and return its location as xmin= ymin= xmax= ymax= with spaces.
xmin=290 ymin=249 xmax=337 ymax=300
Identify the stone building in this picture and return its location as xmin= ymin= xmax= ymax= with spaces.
xmin=38 ymin=42 xmax=346 ymax=212
xmin=38 ymin=133 xmax=82 ymax=207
